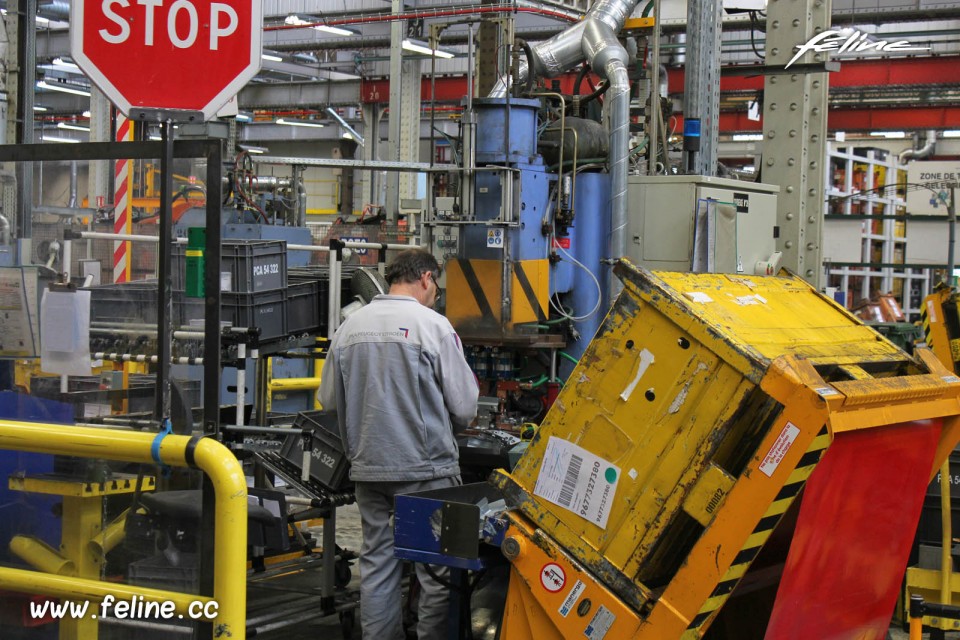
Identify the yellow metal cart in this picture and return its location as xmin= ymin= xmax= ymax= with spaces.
xmin=492 ymin=260 xmax=960 ymax=639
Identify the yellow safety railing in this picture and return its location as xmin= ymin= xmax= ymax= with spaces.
xmin=0 ymin=419 xmax=247 ymax=639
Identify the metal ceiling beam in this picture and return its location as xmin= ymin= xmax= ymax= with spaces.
xmin=239 ymin=80 xmax=362 ymax=109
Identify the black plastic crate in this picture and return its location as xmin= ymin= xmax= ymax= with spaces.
xmin=178 ymin=289 xmax=287 ymax=341
xmin=287 ymin=280 xmax=324 ymax=335
xmin=87 ymin=281 xmax=159 ymax=324
xmin=173 ymin=240 xmax=287 ymax=293
xmin=280 ymin=410 xmax=351 ymax=492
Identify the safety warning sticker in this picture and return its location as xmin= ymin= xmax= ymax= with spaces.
xmin=540 ymin=563 xmax=566 ymax=592
xmin=584 ymin=605 xmax=616 ymax=639
xmin=534 ymin=437 xmax=620 ymax=529
xmin=759 ymin=422 xmax=800 ymax=477
xmin=558 ymin=580 xmax=585 ymax=617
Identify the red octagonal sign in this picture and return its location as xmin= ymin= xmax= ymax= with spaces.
xmin=70 ymin=0 xmax=262 ymax=121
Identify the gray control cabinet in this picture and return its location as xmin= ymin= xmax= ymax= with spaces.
xmin=626 ymin=176 xmax=779 ymax=275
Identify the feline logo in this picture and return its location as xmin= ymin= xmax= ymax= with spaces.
xmin=786 ymin=29 xmax=930 ymax=69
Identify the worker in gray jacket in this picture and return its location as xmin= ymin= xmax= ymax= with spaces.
xmin=319 ymin=248 xmax=479 ymax=640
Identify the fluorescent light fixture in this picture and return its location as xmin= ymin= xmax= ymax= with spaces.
xmin=52 ymin=57 xmax=79 ymax=70
xmin=285 ymin=15 xmax=357 ymax=36
xmin=239 ymin=144 xmax=269 ymax=154
xmin=732 ymin=133 xmax=763 ymax=141
xmin=149 ymin=134 xmax=162 ymax=141
xmin=276 ymin=118 xmax=324 ymax=128
xmin=37 ymin=80 xmax=91 ymax=97
xmin=41 ymin=135 xmax=81 ymax=144
xmin=35 ymin=16 xmax=49 ymax=25
xmin=316 ymin=25 xmax=357 ymax=36
xmin=261 ymin=53 xmax=283 ymax=62
xmin=869 ymin=131 xmax=906 ymax=139
xmin=57 ymin=122 xmax=90 ymax=132
xmin=326 ymin=106 xmax=364 ymax=146
xmin=401 ymin=39 xmax=454 ymax=59
xmin=33 ymin=105 xmax=48 ymax=112
xmin=943 ymin=130 xmax=960 ymax=138
xmin=235 ymin=112 xmax=253 ymax=123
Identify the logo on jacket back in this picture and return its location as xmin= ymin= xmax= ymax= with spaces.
xmin=398 ymin=327 xmax=409 ymax=338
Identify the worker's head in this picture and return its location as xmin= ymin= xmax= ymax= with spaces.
xmin=386 ymin=249 xmax=441 ymax=308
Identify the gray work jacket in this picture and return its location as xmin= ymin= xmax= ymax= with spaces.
xmin=318 ymin=294 xmax=479 ymax=482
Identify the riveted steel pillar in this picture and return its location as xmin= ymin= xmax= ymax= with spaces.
xmin=762 ymin=0 xmax=831 ymax=286
xmin=87 ymin=88 xmax=111 ymax=210
xmin=386 ymin=0 xmax=422 ymax=220
xmin=684 ymin=0 xmax=723 ymax=176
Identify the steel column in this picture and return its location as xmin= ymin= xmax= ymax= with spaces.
xmin=683 ymin=0 xmax=723 ymax=176
xmin=762 ymin=0 xmax=831 ymax=286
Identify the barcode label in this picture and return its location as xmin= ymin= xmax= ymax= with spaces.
xmin=533 ymin=437 xmax=621 ymax=530
xmin=558 ymin=454 xmax=583 ymax=507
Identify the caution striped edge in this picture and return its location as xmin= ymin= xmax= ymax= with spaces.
xmin=922 ymin=306 xmax=932 ymax=351
xmin=681 ymin=428 xmax=830 ymax=637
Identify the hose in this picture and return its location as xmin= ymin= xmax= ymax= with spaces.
xmin=516 ymin=39 xmax=536 ymax=95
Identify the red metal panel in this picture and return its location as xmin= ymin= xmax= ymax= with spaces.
xmin=361 ymin=56 xmax=960 ymax=102
xmin=666 ymin=55 xmax=960 ymax=93
xmin=675 ymin=106 xmax=960 ymax=133
xmin=764 ymin=419 xmax=942 ymax=640
xmin=828 ymin=106 xmax=960 ymax=130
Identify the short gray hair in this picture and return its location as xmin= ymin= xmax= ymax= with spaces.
xmin=385 ymin=249 xmax=440 ymax=285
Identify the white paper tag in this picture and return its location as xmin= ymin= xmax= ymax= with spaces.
xmin=684 ymin=291 xmax=714 ymax=303
xmin=735 ymin=294 xmax=767 ymax=306
xmin=759 ymin=422 xmax=801 ymax=477
xmin=534 ymin=437 xmax=620 ymax=529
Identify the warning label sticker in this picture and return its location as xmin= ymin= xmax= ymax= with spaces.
xmin=759 ymin=422 xmax=801 ymax=477
xmin=533 ymin=437 xmax=620 ymax=529
xmin=540 ymin=563 xmax=566 ymax=593
xmin=558 ymin=580 xmax=585 ymax=617
xmin=584 ymin=605 xmax=616 ymax=639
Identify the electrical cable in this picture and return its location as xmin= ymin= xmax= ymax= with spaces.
xmin=749 ymin=11 xmax=766 ymax=61
xmin=516 ymin=38 xmax=536 ymax=95
xmin=548 ymin=245 xmax=602 ymax=322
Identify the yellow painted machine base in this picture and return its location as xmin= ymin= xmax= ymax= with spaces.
xmin=500 ymin=515 xmax=642 ymax=639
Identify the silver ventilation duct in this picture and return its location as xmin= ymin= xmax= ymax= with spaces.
xmin=582 ymin=20 xmax=631 ymax=300
xmin=899 ymin=130 xmax=938 ymax=164
xmin=488 ymin=0 xmax=642 ymax=97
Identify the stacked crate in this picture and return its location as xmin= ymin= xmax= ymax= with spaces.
xmin=174 ymin=240 xmax=289 ymax=341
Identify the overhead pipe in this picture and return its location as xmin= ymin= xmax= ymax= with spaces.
xmin=582 ymin=20 xmax=632 ymax=300
xmin=265 ymin=6 xmax=578 ymax=32
xmin=488 ymin=0 xmax=642 ymax=97
xmin=899 ymin=129 xmax=938 ymax=164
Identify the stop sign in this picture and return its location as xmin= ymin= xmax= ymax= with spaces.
xmin=70 ymin=0 xmax=262 ymax=121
